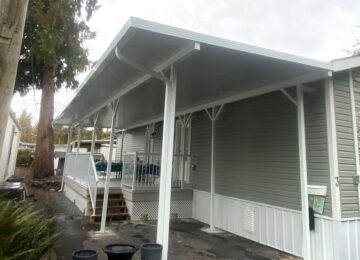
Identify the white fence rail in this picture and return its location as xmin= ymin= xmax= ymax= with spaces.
xmin=121 ymin=152 xmax=190 ymax=190
xmin=63 ymin=153 xmax=99 ymax=211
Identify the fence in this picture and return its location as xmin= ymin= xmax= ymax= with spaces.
xmin=121 ymin=152 xmax=190 ymax=190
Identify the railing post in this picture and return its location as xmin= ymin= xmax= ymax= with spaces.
xmin=87 ymin=155 xmax=91 ymax=185
xmin=91 ymin=112 xmax=99 ymax=155
xmin=77 ymin=124 xmax=83 ymax=153
xmin=100 ymin=100 xmax=119 ymax=233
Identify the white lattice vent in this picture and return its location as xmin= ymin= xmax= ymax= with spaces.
xmin=244 ymin=206 xmax=256 ymax=234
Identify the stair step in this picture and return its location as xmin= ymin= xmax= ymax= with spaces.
xmin=89 ymin=212 xmax=130 ymax=223
xmin=96 ymin=193 xmax=123 ymax=199
xmin=88 ymin=191 xmax=129 ymax=222
xmin=96 ymin=199 xmax=126 ymax=205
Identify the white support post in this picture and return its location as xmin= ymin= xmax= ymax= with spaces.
xmin=205 ymin=105 xmax=224 ymax=232
xmin=119 ymin=130 xmax=126 ymax=162
xmin=90 ymin=112 xmax=99 ymax=155
xmin=76 ymin=124 xmax=82 ymax=153
xmin=60 ymin=126 xmax=73 ymax=192
xmin=100 ymin=100 xmax=119 ymax=232
xmin=66 ymin=127 xmax=73 ymax=153
xmin=156 ymin=64 xmax=177 ymax=260
xmin=296 ymin=84 xmax=311 ymax=260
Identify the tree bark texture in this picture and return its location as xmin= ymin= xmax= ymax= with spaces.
xmin=0 ymin=0 xmax=28 ymax=152
xmin=34 ymin=65 xmax=55 ymax=178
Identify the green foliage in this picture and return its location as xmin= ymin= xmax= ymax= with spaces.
xmin=16 ymin=149 xmax=34 ymax=166
xmin=18 ymin=110 xmax=36 ymax=143
xmin=73 ymin=128 xmax=111 ymax=142
xmin=0 ymin=198 xmax=58 ymax=259
xmin=53 ymin=126 xmax=69 ymax=144
xmin=15 ymin=0 xmax=99 ymax=94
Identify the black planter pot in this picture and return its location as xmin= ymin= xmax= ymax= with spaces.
xmin=72 ymin=249 xmax=98 ymax=260
xmin=103 ymin=243 xmax=137 ymax=260
xmin=141 ymin=243 xmax=163 ymax=260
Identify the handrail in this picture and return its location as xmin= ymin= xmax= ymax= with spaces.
xmin=63 ymin=153 xmax=98 ymax=212
xmin=88 ymin=155 xmax=98 ymax=212
xmin=90 ymin=155 xmax=99 ymax=183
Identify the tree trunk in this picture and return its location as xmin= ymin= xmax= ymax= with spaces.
xmin=34 ymin=65 xmax=55 ymax=178
xmin=0 ymin=0 xmax=28 ymax=153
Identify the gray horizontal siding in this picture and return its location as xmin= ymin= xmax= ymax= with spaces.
xmin=304 ymin=84 xmax=331 ymax=217
xmin=152 ymin=122 xmax=163 ymax=154
xmin=190 ymin=92 xmax=301 ymax=210
xmin=191 ymin=87 xmax=331 ymax=213
xmin=216 ymin=92 xmax=301 ymax=210
xmin=333 ymin=71 xmax=359 ymax=218
xmin=190 ymin=111 xmax=212 ymax=192
xmin=353 ymin=68 xmax=360 ymax=148
xmin=115 ymin=126 xmax=146 ymax=161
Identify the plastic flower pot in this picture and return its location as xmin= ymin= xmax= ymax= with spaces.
xmin=72 ymin=249 xmax=98 ymax=260
xmin=103 ymin=243 xmax=137 ymax=260
xmin=141 ymin=243 xmax=163 ymax=260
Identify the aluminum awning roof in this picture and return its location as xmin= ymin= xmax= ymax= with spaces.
xmin=54 ymin=17 xmax=332 ymax=129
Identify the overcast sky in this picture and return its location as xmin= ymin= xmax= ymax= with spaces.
xmin=11 ymin=0 xmax=360 ymax=123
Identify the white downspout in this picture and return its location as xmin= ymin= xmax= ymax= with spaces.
xmin=100 ymin=100 xmax=119 ymax=232
xmin=297 ymin=84 xmax=311 ymax=260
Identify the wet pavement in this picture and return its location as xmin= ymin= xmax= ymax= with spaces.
xmin=34 ymin=188 xmax=300 ymax=260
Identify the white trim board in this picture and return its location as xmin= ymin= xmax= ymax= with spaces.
xmin=324 ymin=78 xmax=342 ymax=219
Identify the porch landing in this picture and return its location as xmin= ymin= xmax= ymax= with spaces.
xmin=97 ymin=177 xmax=122 ymax=189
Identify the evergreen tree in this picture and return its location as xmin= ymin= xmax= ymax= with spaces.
xmin=15 ymin=0 xmax=98 ymax=177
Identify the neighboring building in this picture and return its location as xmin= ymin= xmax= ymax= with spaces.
xmin=70 ymin=140 xmax=116 ymax=159
xmin=54 ymin=18 xmax=360 ymax=260
xmin=0 ymin=111 xmax=21 ymax=182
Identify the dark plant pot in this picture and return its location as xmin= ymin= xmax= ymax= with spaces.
xmin=72 ymin=249 xmax=98 ymax=260
xmin=141 ymin=243 xmax=163 ymax=260
xmin=103 ymin=243 xmax=137 ymax=260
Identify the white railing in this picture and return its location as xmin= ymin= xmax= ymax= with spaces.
xmin=63 ymin=153 xmax=99 ymax=211
xmin=121 ymin=152 xmax=190 ymax=190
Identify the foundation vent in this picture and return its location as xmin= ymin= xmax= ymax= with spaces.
xmin=244 ymin=206 xmax=256 ymax=234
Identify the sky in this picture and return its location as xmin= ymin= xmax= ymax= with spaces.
xmin=11 ymin=0 xmax=360 ymax=123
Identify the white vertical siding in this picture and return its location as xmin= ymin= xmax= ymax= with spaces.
xmin=310 ymin=216 xmax=360 ymax=260
xmin=192 ymin=189 xmax=303 ymax=257
xmin=0 ymin=114 xmax=21 ymax=181
xmin=193 ymin=190 xmax=360 ymax=260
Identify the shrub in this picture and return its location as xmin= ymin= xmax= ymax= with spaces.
xmin=0 ymin=197 xmax=58 ymax=259
xmin=16 ymin=149 xmax=34 ymax=166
